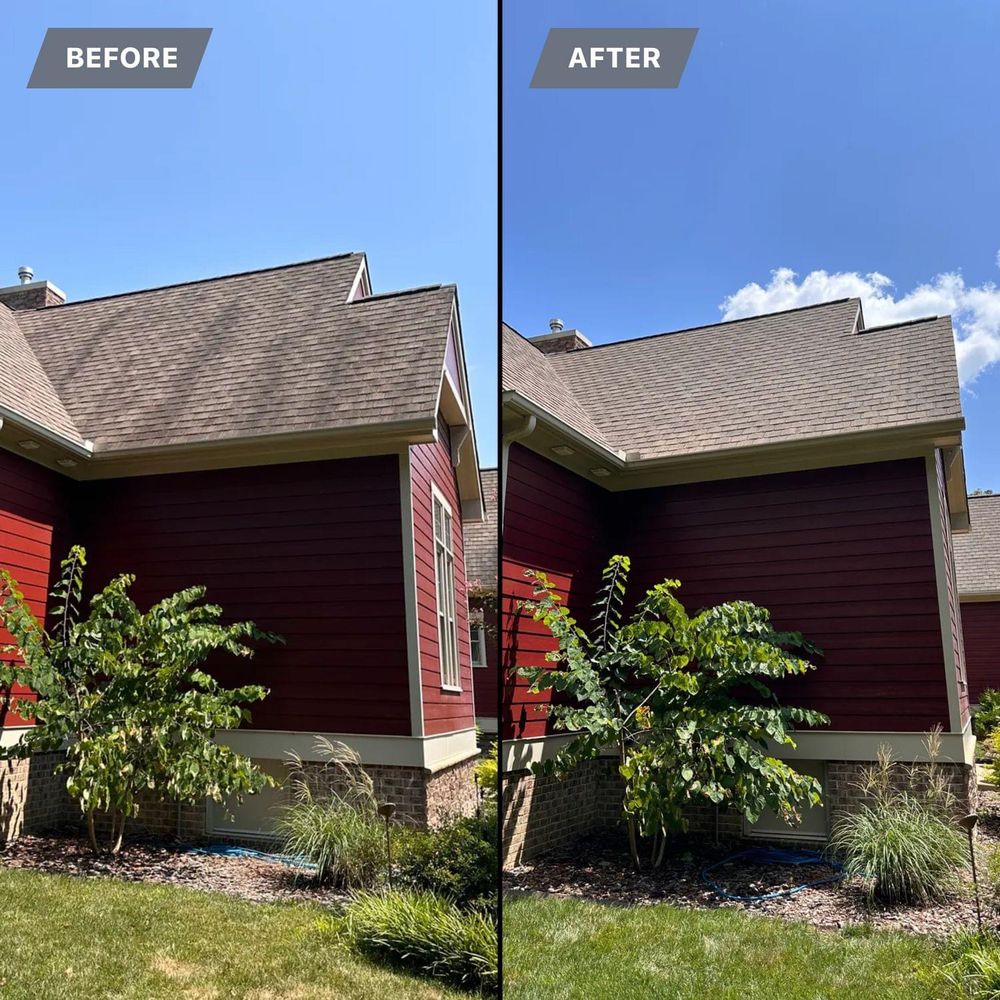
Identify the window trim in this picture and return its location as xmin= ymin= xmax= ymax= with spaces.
xmin=470 ymin=623 xmax=487 ymax=668
xmin=431 ymin=482 xmax=462 ymax=692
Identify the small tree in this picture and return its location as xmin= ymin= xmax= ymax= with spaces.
xmin=521 ymin=555 xmax=829 ymax=868
xmin=0 ymin=546 xmax=281 ymax=854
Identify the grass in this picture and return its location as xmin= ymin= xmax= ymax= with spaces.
xmin=503 ymin=894 xmax=944 ymax=1000
xmin=0 ymin=867 xmax=466 ymax=1000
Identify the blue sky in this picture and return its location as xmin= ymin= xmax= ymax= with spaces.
xmin=1 ymin=2 xmax=498 ymax=462
xmin=504 ymin=1 xmax=1000 ymax=489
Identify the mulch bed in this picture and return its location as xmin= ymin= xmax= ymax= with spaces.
xmin=0 ymin=833 xmax=345 ymax=908
xmin=505 ymin=792 xmax=1000 ymax=938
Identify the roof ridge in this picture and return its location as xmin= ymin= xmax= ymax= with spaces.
xmin=861 ymin=316 xmax=942 ymax=333
xmin=543 ymin=298 xmax=860 ymax=356
xmin=352 ymin=284 xmax=447 ymax=303
xmin=27 ymin=252 xmax=365 ymax=310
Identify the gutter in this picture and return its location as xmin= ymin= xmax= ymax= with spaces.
xmin=0 ymin=404 xmax=93 ymax=459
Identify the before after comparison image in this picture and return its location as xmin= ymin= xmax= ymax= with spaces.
xmin=1 ymin=3 xmax=999 ymax=998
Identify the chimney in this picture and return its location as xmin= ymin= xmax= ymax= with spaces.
xmin=529 ymin=318 xmax=591 ymax=355
xmin=0 ymin=267 xmax=66 ymax=311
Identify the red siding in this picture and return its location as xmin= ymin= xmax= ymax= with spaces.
xmin=503 ymin=449 xmax=956 ymax=738
xmin=0 ymin=448 xmax=75 ymax=727
xmin=410 ymin=420 xmax=475 ymax=735
xmin=961 ymin=601 xmax=1000 ymax=704
xmin=502 ymin=445 xmax=611 ymax=739
xmin=618 ymin=459 xmax=950 ymax=732
xmin=473 ymin=603 xmax=498 ymax=721
xmin=79 ymin=456 xmax=411 ymax=735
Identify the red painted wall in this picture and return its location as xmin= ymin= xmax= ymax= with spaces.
xmin=961 ymin=601 xmax=1000 ymax=704
xmin=503 ymin=449 xmax=955 ymax=738
xmin=79 ymin=456 xmax=412 ymax=735
xmin=410 ymin=419 xmax=475 ymax=735
xmin=473 ymin=603 xmax=498 ymax=721
xmin=617 ymin=458 xmax=949 ymax=732
xmin=502 ymin=445 xmax=612 ymax=739
xmin=0 ymin=448 xmax=75 ymax=727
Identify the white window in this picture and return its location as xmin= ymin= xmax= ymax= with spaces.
xmin=470 ymin=624 xmax=487 ymax=668
xmin=432 ymin=485 xmax=461 ymax=690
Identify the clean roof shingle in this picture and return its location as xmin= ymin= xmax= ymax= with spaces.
xmin=7 ymin=255 xmax=455 ymax=453
xmin=503 ymin=300 xmax=963 ymax=461
xmin=955 ymin=496 xmax=1000 ymax=596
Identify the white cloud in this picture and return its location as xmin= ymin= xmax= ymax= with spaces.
xmin=719 ymin=264 xmax=1000 ymax=386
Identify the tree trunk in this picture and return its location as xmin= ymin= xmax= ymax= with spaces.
xmin=110 ymin=812 xmax=125 ymax=855
xmin=619 ymin=737 xmax=641 ymax=870
xmin=653 ymin=829 xmax=667 ymax=868
xmin=86 ymin=810 xmax=99 ymax=855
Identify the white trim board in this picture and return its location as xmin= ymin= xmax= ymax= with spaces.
xmin=216 ymin=727 xmax=478 ymax=773
xmin=399 ymin=449 xmax=426 ymax=738
xmin=503 ymin=724 xmax=976 ymax=772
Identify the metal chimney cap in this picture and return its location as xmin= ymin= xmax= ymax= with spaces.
xmin=16 ymin=266 xmax=33 ymax=285
xmin=549 ymin=317 xmax=564 ymax=332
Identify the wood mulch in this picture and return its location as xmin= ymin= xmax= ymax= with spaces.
xmin=505 ymin=791 xmax=1000 ymax=938
xmin=0 ymin=832 xmax=346 ymax=908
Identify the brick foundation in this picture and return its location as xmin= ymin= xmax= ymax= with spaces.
xmin=0 ymin=750 xmax=480 ymax=844
xmin=502 ymin=755 xmax=978 ymax=868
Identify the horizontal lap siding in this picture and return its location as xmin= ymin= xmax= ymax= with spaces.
xmin=411 ymin=421 xmax=475 ymax=735
xmin=79 ymin=456 xmax=410 ymax=735
xmin=0 ymin=449 xmax=74 ymax=726
xmin=503 ymin=445 xmax=611 ymax=739
xmin=960 ymin=601 xmax=1000 ymax=704
xmin=617 ymin=458 xmax=950 ymax=731
xmin=474 ymin=604 xmax=499 ymax=721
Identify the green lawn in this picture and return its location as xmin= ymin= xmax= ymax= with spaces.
xmin=0 ymin=867 xmax=465 ymax=1000
xmin=503 ymin=894 xmax=945 ymax=1000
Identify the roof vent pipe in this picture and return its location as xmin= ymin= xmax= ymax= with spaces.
xmin=17 ymin=266 xmax=33 ymax=285
xmin=549 ymin=317 xmax=564 ymax=332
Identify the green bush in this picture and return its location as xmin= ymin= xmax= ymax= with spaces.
xmin=343 ymin=889 xmax=497 ymax=994
xmin=475 ymin=743 xmax=498 ymax=808
xmin=274 ymin=738 xmax=385 ymax=889
xmin=395 ymin=805 xmax=498 ymax=913
xmin=935 ymin=930 xmax=1000 ymax=999
xmin=829 ymin=740 xmax=966 ymax=905
xmin=974 ymin=689 xmax=1000 ymax=740
xmin=831 ymin=800 xmax=966 ymax=904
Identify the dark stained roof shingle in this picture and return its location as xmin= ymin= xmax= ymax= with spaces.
xmin=5 ymin=255 xmax=455 ymax=453
xmin=464 ymin=468 xmax=497 ymax=584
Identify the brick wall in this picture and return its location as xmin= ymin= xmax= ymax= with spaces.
xmin=0 ymin=752 xmax=74 ymax=841
xmin=502 ymin=757 xmax=621 ymax=867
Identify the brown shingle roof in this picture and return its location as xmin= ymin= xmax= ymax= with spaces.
xmin=464 ymin=468 xmax=497 ymax=584
xmin=0 ymin=303 xmax=84 ymax=444
xmin=955 ymin=496 xmax=1000 ymax=596
xmin=8 ymin=255 xmax=455 ymax=453
xmin=504 ymin=300 xmax=964 ymax=461
xmin=501 ymin=323 xmax=615 ymax=451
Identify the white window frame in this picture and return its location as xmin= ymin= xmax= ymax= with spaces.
xmin=431 ymin=483 xmax=461 ymax=691
xmin=470 ymin=623 xmax=487 ymax=668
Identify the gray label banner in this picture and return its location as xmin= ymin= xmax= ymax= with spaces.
xmin=530 ymin=28 xmax=697 ymax=89
xmin=28 ymin=28 xmax=212 ymax=88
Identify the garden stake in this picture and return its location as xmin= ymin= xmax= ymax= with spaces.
xmin=959 ymin=814 xmax=982 ymax=932
xmin=378 ymin=802 xmax=396 ymax=890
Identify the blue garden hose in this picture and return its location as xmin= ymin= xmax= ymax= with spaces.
xmin=702 ymin=846 xmax=843 ymax=901
xmin=185 ymin=843 xmax=317 ymax=870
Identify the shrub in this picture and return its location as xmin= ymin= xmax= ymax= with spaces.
xmin=343 ymin=889 xmax=497 ymax=994
xmin=935 ymin=930 xmax=1000 ymax=999
xmin=475 ymin=742 xmax=498 ymax=808
xmin=395 ymin=805 xmax=498 ymax=913
xmin=829 ymin=738 xmax=966 ymax=905
xmin=274 ymin=738 xmax=385 ymax=889
xmin=974 ymin=689 xmax=1000 ymax=741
